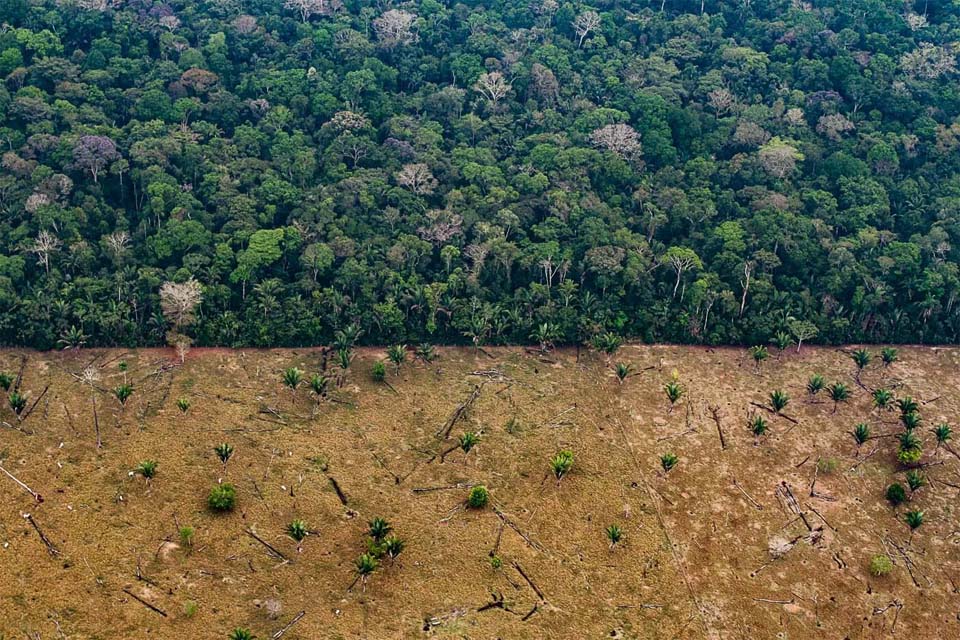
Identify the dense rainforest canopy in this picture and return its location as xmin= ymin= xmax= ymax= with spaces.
xmin=1 ymin=0 xmax=960 ymax=349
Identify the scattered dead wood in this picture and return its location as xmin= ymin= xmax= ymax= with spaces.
xmin=1 ymin=463 xmax=43 ymax=502
xmin=437 ymin=384 xmax=483 ymax=439
xmin=709 ymin=405 xmax=727 ymax=450
xmin=245 ymin=528 xmax=290 ymax=563
xmin=884 ymin=537 xmax=929 ymax=588
xmin=327 ymin=476 xmax=349 ymax=506
xmin=753 ymin=597 xmax=794 ymax=605
xmin=23 ymin=513 xmax=59 ymax=556
xmin=371 ymin=452 xmax=404 ymax=485
xmin=776 ymin=481 xmax=813 ymax=531
xmin=732 ymin=478 xmax=763 ymax=510
xmin=871 ymin=599 xmax=902 ymax=632
xmin=749 ymin=401 xmax=799 ymax=424
xmin=412 ymin=482 xmax=477 ymax=494
xmin=512 ymin=561 xmax=546 ymax=601
xmin=808 ymin=458 xmax=836 ymax=501
xmin=121 ymin=588 xmax=167 ymax=617
xmin=494 ymin=508 xmax=546 ymax=552
xmin=92 ymin=396 xmax=102 ymax=449
xmin=544 ymin=405 xmax=577 ymax=429
xmin=272 ymin=610 xmax=306 ymax=639
xmin=18 ymin=385 xmax=49 ymax=424
xmin=477 ymin=592 xmax=515 ymax=614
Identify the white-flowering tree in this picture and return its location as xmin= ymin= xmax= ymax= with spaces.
xmin=590 ymin=124 xmax=642 ymax=160
xmin=373 ymin=9 xmax=418 ymax=49
xmin=396 ymin=163 xmax=438 ymax=195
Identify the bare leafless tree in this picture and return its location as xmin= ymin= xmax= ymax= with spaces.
xmin=396 ymin=163 xmax=437 ymax=195
xmin=590 ymin=124 xmax=642 ymax=160
xmin=31 ymin=230 xmax=61 ymax=274
xmin=573 ymin=10 xmax=601 ymax=48
xmin=373 ymin=9 xmax=418 ymax=49
xmin=284 ymin=0 xmax=342 ymax=22
xmin=160 ymin=279 xmax=203 ymax=331
xmin=474 ymin=72 xmax=511 ymax=107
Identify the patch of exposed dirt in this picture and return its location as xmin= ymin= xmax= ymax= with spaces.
xmin=0 ymin=346 xmax=958 ymax=639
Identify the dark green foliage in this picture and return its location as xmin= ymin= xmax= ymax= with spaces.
xmin=467 ymin=485 xmax=489 ymax=509
xmin=282 ymin=367 xmax=303 ymax=391
xmin=368 ymin=517 xmax=392 ymax=542
xmin=382 ymin=536 xmax=405 ymax=560
xmin=591 ymin=333 xmax=621 ymax=356
xmin=309 ymin=374 xmax=329 ymax=398
xmin=897 ymin=431 xmax=922 ymax=465
xmin=9 ymin=392 xmax=27 ymax=415
xmin=605 ymin=524 xmax=623 ymax=548
xmin=287 ymin=519 xmax=308 ymax=542
xmin=852 ymin=423 xmax=870 ymax=445
xmin=880 ymin=348 xmax=898 ymax=367
xmin=772 ymin=332 xmax=791 ymax=355
xmin=749 ymin=345 xmax=769 ymax=371
xmin=905 ymin=509 xmax=924 ymax=531
xmin=660 ymin=453 xmax=678 ymax=473
xmin=1 ymin=2 xmax=959 ymax=351
xmin=113 ymin=384 xmax=133 ymax=405
xmin=872 ymin=388 xmax=893 ymax=409
xmin=415 ymin=344 xmax=436 ymax=363
xmin=135 ymin=460 xmax=158 ymax=480
xmin=769 ymin=389 xmax=789 ymax=413
xmin=885 ymin=483 xmax=906 ymax=506
xmin=806 ymin=375 xmax=825 ymax=396
xmin=208 ymin=483 xmax=237 ymax=512
xmin=386 ymin=345 xmax=406 ymax=374
xmin=215 ymin=443 xmax=234 ymax=466
xmin=749 ymin=415 xmax=769 ymax=440
xmin=664 ymin=382 xmax=684 ymax=407
xmin=901 ymin=411 xmax=921 ymax=431
xmin=176 ymin=397 xmax=191 ymax=413
xmin=851 ymin=349 xmax=871 ymax=373
xmin=228 ymin=629 xmax=255 ymax=640
xmin=905 ymin=470 xmax=925 ymax=493
xmin=897 ymin=397 xmax=919 ymax=416
xmin=355 ymin=553 xmax=378 ymax=578
xmin=458 ymin=431 xmax=480 ymax=453
xmin=371 ymin=361 xmax=386 ymax=382
xmin=827 ymin=382 xmax=849 ymax=412
xmin=614 ymin=363 xmax=633 ymax=384
xmin=934 ymin=423 xmax=952 ymax=446
xmin=0 ymin=373 xmax=12 ymax=391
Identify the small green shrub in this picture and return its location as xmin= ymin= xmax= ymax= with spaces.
xmin=459 ymin=431 xmax=480 ymax=453
xmin=870 ymin=554 xmax=893 ymax=577
xmin=183 ymin=600 xmax=199 ymax=617
xmin=489 ymin=555 xmax=503 ymax=570
xmin=851 ymin=348 xmax=871 ymax=374
xmin=885 ymin=483 xmax=906 ymax=506
xmin=906 ymin=470 xmax=925 ymax=492
xmin=368 ymin=517 xmax=391 ymax=541
xmin=135 ymin=460 xmax=158 ymax=480
xmin=215 ymin=442 xmax=234 ymax=466
xmin=179 ymin=525 xmax=195 ymax=547
xmin=208 ymin=483 xmax=237 ymax=512
xmin=901 ymin=411 xmax=921 ymax=430
xmin=382 ymin=536 xmax=405 ymax=560
xmin=176 ymin=397 xmax=190 ymax=413
xmin=371 ymin=361 xmax=386 ymax=382
xmin=827 ymin=382 xmax=849 ymax=412
xmin=852 ymin=423 xmax=870 ymax=445
xmin=0 ymin=372 xmax=13 ymax=391
xmin=287 ymin=519 xmax=308 ymax=542
xmin=660 ymin=452 xmax=678 ymax=472
xmin=114 ymin=383 xmax=133 ymax=405
xmin=387 ymin=345 xmax=406 ymax=374
xmin=614 ymin=362 xmax=633 ymax=383
xmin=355 ymin=553 xmax=378 ymax=579
xmin=605 ymin=524 xmax=623 ymax=548
xmin=664 ymin=381 xmax=684 ymax=406
xmin=896 ymin=397 xmax=919 ymax=416
xmin=905 ymin=509 xmax=924 ymax=531
xmin=550 ymin=449 xmax=574 ymax=480
xmin=228 ymin=629 xmax=254 ymax=640
xmin=872 ymin=388 xmax=893 ymax=409
xmin=806 ymin=374 xmax=825 ymax=395
xmin=749 ymin=345 xmax=769 ymax=370
xmin=897 ymin=431 xmax=922 ymax=465
xmin=467 ymin=485 xmax=489 ymax=509
xmin=880 ymin=347 xmax=898 ymax=366
xmin=769 ymin=389 xmax=789 ymax=413
xmin=749 ymin=415 xmax=769 ymax=440
xmin=9 ymin=391 xmax=27 ymax=415
xmin=282 ymin=367 xmax=302 ymax=390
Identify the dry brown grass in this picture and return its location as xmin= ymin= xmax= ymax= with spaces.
xmin=0 ymin=345 xmax=958 ymax=639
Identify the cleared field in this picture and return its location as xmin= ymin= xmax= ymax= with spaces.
xmin=0 ymin=346 xmax=958 ymax=639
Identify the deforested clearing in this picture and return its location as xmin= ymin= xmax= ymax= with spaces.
xmin=0 ymin=345 xmax=958 ymax=639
